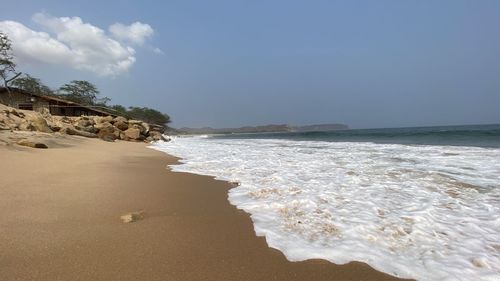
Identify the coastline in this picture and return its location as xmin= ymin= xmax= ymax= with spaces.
xmin=0 ymin=135 xmax=409 ymax=280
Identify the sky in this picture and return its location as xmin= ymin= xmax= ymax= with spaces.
xmin=1 ymin=0 xmax=499 ymax=129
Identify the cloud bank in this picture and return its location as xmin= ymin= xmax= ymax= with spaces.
xmin=109 ymin=22 xmax=154 ymax=45
xmin=0 ymin=13 xmax=157 ymax=76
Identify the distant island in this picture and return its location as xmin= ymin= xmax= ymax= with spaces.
xmin=174 ymin=123 xmax=348 ymax=135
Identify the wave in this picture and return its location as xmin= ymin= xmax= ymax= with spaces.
xmin=152 ymin=136 xmax=500 ymax=280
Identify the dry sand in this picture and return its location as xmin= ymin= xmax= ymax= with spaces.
xmin=0 ymin=134 xmax=410 ymax=281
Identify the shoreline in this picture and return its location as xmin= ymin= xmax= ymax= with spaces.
xmin=0 ymin=134 xmax=409 ymax=280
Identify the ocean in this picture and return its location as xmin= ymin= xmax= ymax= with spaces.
xmin=152 ymin=124 xmax=500 ymax=281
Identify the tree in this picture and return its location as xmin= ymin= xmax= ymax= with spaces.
xmin=58 ymin=80 xmax=109 ymax=105
xmin=108 ymin=104 xmax=128 ymax=116
xmin=11 ymin=74 xmax=54 ymax=96
xmin=0 ymin=32 xmax=21 ymax=88
xmin=127 ymin=106 xmax=171 ymax=125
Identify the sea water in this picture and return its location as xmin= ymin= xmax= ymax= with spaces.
xmin=152 ymin=124 xmax=500 ymax=280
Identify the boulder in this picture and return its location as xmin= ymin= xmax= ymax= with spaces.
xmin=128 ymin=120 xmax=143 ymax=126
xmin=0 ymin=113 xmax=20 ymax=130
xmin=127 ymin=121 xmax=147 ymax=134
xmin=141 ymin=122 xmax=150 ymax=134
xmin=6 ymin=108 xmax=25 ymax=118
xmin=114 ymin=120 xmax=128 ymax=131
xmin=17 ymin=139 xmax=48 ymax=149
xmin=25 ymin=115 xmax=53 ymax=133
xmin=76 ymin=118 xmax=94 ymax=128
xmin=76 ymin=125 xmax=99 ymax=134
xmin=149 ymin=131 xmax=170 ymax=142
xmin=149 ymin=131 xmax=162 ymax=141
xmin=94 ymin=121 xmax=113 ymax=130
xmin=113 ymin=116 xmax=128 ymax=124
xmin=45 ymin=116 xmax=66 ymax=132
xmin=50 ymin=126 xmax=62 ymax=132
xmin=18 ymin=121 xmax=35 ymax=131
xmin=60 ymin=116 xmax=72 ymax=123
xmin=149 ymin=124 xmax=165 ymax=134
xmin=123 ymin=126 xmax=143 ymax=140
xmin=119 ymin=131 xmax=130 ymax=141
xmin=0 ymin=121 xmax=11 ymax=130
xmin=95 ymin=115 xmax=114 ymax=124
xmin=97 ymin=125 xmax=118 ymax=142
xmin=63 ymin=126 xmax=98 ymax=138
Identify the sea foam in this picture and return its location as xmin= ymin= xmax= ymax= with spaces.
xmin=152 ymin=136 xmax=500 ymax=281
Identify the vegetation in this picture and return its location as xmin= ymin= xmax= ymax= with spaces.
xmin=0 ymin=32 xmax=21 ymax=88
xmin=58 ymin=80 xmax=107 ymax=105
xmin=11 ymin=74 xmax=54 ymax=96
xmin=127 ymin=106 xmax=171 ymax=125
xmin=102 ymin=105 xmax=170 ymax=125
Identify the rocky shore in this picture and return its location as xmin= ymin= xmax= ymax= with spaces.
xmin=0 ymin=103 xmax=168 ymax=148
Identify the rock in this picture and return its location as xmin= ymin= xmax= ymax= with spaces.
xmin=127 ymin=121 xmax=146 ymax=134
xmin=149 ymin=131 xmax=170 ymax=142
xmin=113 ymin=116 xmax=128 ymax=124
xmin=50 ymin=126 xmax=62 ymax=132
xmin=94 ymin=121 xmax=113 ymax=130
xmin=0 ymin=121 xmax=11 ymax=130
xmin=145 ymin=136 xmax=154 ymax=142
xmin=114 ymin=120 xmax=128 ymax=131
xmin=76 ymin=125 xmax=99 ymax=134
xmin=97 ymin=125 xmax=118 ymax=142
xmin=119 ymin=131 xmax=130 ymax=141
xmin=128 ymin=120 xmax=143 ymax=126
xmin=45 ymin=116 xmax=66 ymax=132
xmin=149 ymin=124 xmax=165 ymax=134
xmin=18 ymin=121 xmax=35 ymax=131
xmin=149 ymin=131 xmax=162 ymax=141
xmin=25 ymin=115 xmax=53 ymax=133
xmin=141 ymin=122 xmax=150 ymax=134
xmin=17 ymin=139 xmax=48 ymax=149
xmin=123 ymin=126 xmax=144 ymax=140
xmin=95 ymin=115 xmax=114 ymax=124
xmin=60 ymin=116 xmax=72 ymax=123
xmin=120 ymin=210 xmax=144 ymax=223
xmin=63 ymin=126 xmax=98 ymax=138
xmin=76 ymin=118 xmax=94 ymax=128
xmin=2 ymin=112 xmax=23 ymax=128
xmin=8 ymin=108 xmax=25 ymax=118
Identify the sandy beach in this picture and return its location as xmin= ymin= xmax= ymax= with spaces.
xmin=0 ymin=134 xmax=408 ymax=281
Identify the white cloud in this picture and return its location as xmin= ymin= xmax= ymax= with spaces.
xmin=109 ymin=22 xmax=154 ymax=45
xmin=153 ymin=47 xmax=164 ymax=55
xmin=0 ymin=13 xmax=157 ymax=76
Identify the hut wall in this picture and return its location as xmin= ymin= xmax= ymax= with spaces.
xmin=0 ymin=90 xmax=49 ymax=113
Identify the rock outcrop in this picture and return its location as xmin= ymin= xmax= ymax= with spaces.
xmin=16 ymin=139 xmax=49 ymax=149
xmin=0 ymin=103 xmax=170 ymax=144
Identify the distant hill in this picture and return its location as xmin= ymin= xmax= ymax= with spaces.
xmin=291 ymin=123 xmax=348 ymax=132
xmin=174 ymin=123 xmax=348 ymax=135
xmin=177 ymin=124 xmax=292 ymax=134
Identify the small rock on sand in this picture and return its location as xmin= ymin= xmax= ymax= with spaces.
xmin=120 ymin=210 xmax=145 ymax=223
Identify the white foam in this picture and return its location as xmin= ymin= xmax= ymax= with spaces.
xmin=152 ymin=137 xmax=500 ymax=281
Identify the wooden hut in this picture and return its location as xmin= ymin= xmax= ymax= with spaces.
xmin=0 ymin=87 xmax=115 ymax=117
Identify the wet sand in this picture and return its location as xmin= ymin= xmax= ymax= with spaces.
xmin=0 ymin=135 xmax=410 ymax=280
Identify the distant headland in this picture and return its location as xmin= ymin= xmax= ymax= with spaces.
xmin=173 ymin=123 xmax=349 ymax=135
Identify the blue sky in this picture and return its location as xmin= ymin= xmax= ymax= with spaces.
xmin=1 ymin=0 xmax=499 ymax=128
